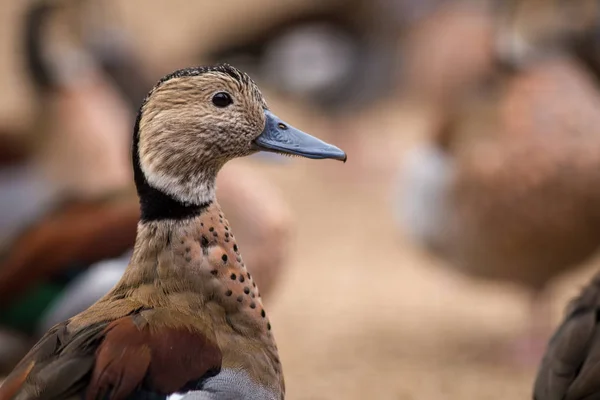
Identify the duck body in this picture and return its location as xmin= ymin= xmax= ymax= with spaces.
xmin=401 ymin=134 xmax=600 ymax=290
xmin=399 ymin=57 xmax=600 ymax=291
xmin=0 ymin=64 xmax=345 ymax=400
xmin=5 ymin=202 xmax=281 ymax=400
xmin=398 ymin=57 xmax=600 ymax=364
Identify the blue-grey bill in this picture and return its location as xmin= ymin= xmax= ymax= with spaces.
xmin=253 ymin=110 xmax=347 ymax=162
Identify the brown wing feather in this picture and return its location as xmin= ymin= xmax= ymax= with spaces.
xmin=534 ymin=274 xmax=600 ymax=400
xmin=86 ymin=316 xmax=152 ymax=400
xmin=87 ymin=314 xmax=222 ymax=400
xmin=0 ymin=321 xmax=103 ymax=400
xmin=2 ymin=310 xmax=222 ymax=400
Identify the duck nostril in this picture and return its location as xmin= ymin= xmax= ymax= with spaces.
xmin=277 ymin=123 xmax=288 ymax=130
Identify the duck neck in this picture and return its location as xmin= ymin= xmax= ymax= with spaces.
xmin=115 ymin=202 xmax=244 ymax=308
xmin=106 ymin=204 xmax=284 ymax=395
xmin=132 ymin=124 xmax=215 ymax=221
xmin=114 ymin=213 xmax=212 ymax=301
xmin=135 ymin=173 xmax=215 ymax=222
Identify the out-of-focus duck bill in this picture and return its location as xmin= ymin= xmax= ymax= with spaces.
xmin=253 ymin=110 xmax=347 ymax=162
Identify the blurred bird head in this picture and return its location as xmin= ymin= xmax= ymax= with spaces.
xmin=23 ymin=0 xmax=151 ymax=109
xmin=260 ymin=22 xmax=359 ymax=101
xmin=495 ymin=0 xmax=600 ymax=68
xmin=23 ymin=0 xmax=94 ymax=93
xmin=134 ymin=64 xmax=346 ymax=207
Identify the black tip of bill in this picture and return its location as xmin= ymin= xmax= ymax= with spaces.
xmin=253 ymin=110 xmax=347 ymax=163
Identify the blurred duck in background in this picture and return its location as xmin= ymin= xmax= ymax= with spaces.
xmin=513 ymin=2 xmax=600 ymax=397
xmin=0 ymin=0 xmax=293 ymax=373
xmin=205 ymin=0 xmax=390 ymax=115
xmin=0 ymin=0 xmax=139 ymax=340
xmin=396 ymin=0 xmax=600 ymax=364
xmin=495 ymin=0 xmax=600 ymax=72
xmin=400 ymin=0 xmax=496 ymax=111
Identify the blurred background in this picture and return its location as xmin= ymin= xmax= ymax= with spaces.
xmin=3 ymin=0 xmax=600 ymax=398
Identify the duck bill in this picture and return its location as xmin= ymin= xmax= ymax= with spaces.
xmin=252 ymin=110 xmax=347 ymax=162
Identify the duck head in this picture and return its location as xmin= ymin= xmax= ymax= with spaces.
xmin=133 ymin=64 xmax=346 ymax=221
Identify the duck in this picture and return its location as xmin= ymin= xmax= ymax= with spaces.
xmin=396 ymin=0 xmax=600 ymax=363
xmin=397 ymin=55 xmax=600 ymax=363
xmin=0 ymin=63 xmax=346 ymax=400
xmin=1 ymin=0 xmax=294 ymax=357
xmin=533 ymin=272 xmax=600 ymax=399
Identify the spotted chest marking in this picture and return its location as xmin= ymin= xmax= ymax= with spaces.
xmin=164 ymin=203 xmax=283 ymax=395
xmin=171 ymin=206 xmax=271 ymax=334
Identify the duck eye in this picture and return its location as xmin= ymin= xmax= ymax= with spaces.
xmin=212 ymin=92 xmax=233 ymax=108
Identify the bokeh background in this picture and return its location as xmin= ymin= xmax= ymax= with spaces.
xmin=2 ymin=0 xmax=600 ymax=398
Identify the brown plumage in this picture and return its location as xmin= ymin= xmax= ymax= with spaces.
xmin=0 ymin=64 xmax=345 ymax=400
xmin=404 ymin=56 xmax=600 ymax=286
xmin=399 ymin=57 xmax=600 ymax=361
xmin=0 ymin=192 xmax=139 ymax=305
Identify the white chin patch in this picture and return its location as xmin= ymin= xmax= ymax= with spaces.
xmin=395 ymin=143 xmax=455 ymax=245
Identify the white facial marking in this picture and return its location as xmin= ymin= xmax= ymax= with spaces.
xmin=395 ymin=143 xmax=455 ymax=244
xmin=142 ymin=164 xmax=216 ymax=206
